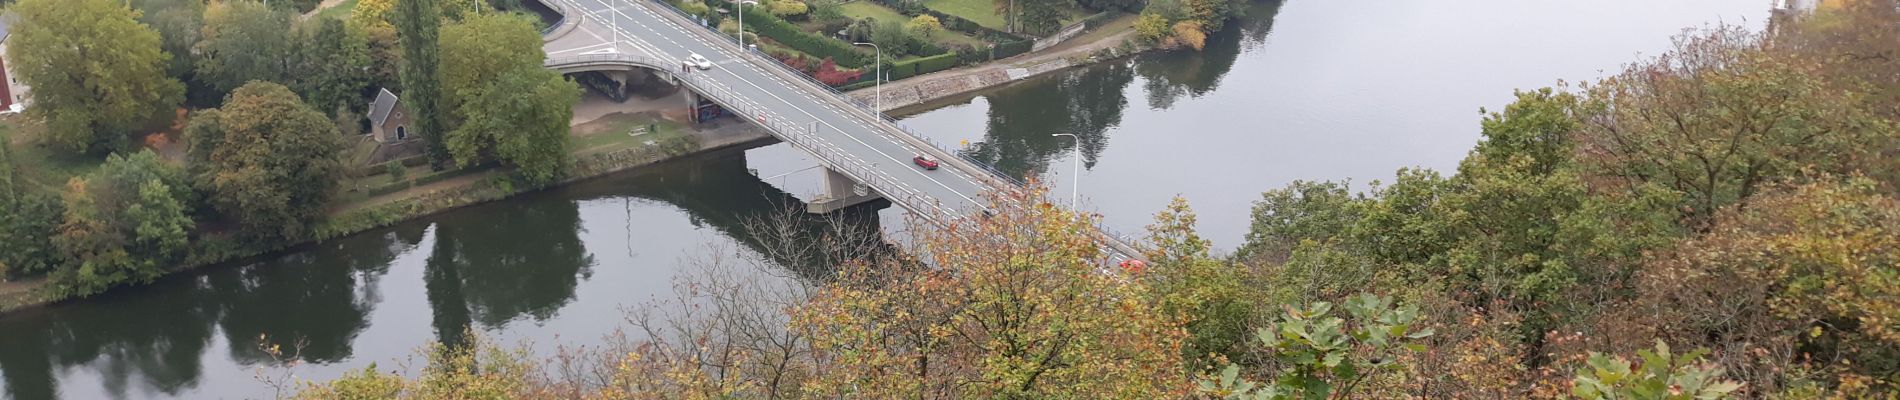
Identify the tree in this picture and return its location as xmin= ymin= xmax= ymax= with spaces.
xmin=133 ymin=0 xmax=207 ymax=80
xmin=1145 ymin=197 xmax=1255 ymax=371
xmin=396 ymin=0 xmax=454 ymax=167
xmin=186 ymin=82 xmax=345 ymax=242
xmin=294 ymin=18 xmax=374 ymax=116
xmin=1196 ymin=294 xmax=1434 ymax=400
xmin=6 ymin=0 xmax=184 ymax=153
xmin=1576 ymin=26 xmax=1897 ymax=226
xmin=53 ymin=178 xmax=137 ymax=297
xmin=871 ymin=20 xmax=914 ymax=56
xmin=0 ymin=139 xmax=64 ymax=279
xmin=196 ymin=0 xmax=296 ymax=98
xmin=439 ymin=13 xmax=545 ymax=124
xmin=437 ymin=13 xmax=574 ymax=184
xmin=49 ymin=152 xmax=192 ymax=298
xmin=795 ymin=187 xmax=1188 ymax=398
xmin=447 ymin=66 xmax=577 ymax=185
xmin=906 ymin=14 xmax=942 ymax=38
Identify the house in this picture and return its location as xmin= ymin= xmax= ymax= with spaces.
xmin=0 ymin=13 xmax=32 ymax=113
xmin=367 ymin=88 xmax=413 ymax=143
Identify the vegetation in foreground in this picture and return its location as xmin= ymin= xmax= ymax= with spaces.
xmin=280 ymin=2 xmax=1900 ymax=398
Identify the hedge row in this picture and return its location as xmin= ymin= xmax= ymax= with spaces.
xmin=886 ymin=53 xmax=961 ymax=80
xmin=993 ymin=39 xmax=1033 ymax=59
xmin=705 ymin=0 xmax=871 ymax=68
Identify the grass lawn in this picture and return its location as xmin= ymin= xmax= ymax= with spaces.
xmin=1 ymin=119 xmax=104 ymax=193
xmin=922 ymin=0 xmax=1006 ymax=31
xmin=571 ymin=112 xmax=687 ymax=155
xmin=315 ymin=0 xmax=361 ymax=21
xmin=841 ymin=2 xmax=990 ymax=49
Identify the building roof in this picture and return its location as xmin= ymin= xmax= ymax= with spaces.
xmin=368 ymin=88 xmax=400 ymax=127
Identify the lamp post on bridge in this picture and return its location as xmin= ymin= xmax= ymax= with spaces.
xmin=853 ymin=42 xmax=881 ymax=112
xmin=1052 ymin=133 xmax=1079 ymax=205
xmin=736 ymin=0 xmax=761 ymax=49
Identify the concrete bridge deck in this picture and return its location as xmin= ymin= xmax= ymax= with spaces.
xmin=537 ymin=0 xmax=1144 ymax=263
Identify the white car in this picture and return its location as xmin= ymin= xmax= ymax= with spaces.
xmin=688 ymin=53 xmax=713 ymax=70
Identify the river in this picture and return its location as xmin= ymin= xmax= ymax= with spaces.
xmin=0 ymin=1 xmax=1767 ymax=398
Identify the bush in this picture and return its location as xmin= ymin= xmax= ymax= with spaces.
xmin=993 ymin=39 xmax=1032 ymax=59
xmin=885 ymin=52 xmax=958 ymax=80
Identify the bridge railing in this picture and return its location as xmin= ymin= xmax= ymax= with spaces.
xmin=549 ymin=52 xmax=963 ymax=225
xmin=632 ymin=0 xmax=1030 ymax=189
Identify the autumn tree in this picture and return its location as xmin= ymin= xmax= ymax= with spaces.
xmin=1144 ymin=197 xmax=1255 ymax=371
xmin=186 ymin=82 xmax=345 ymax=242
xmin=6 ymin=0 xmax=184 ymax=153
xmin=1576 ymin=26 xmax=1897 ymax=226
xmin=1197 ymin=294 xmax=1434 ymax=400
xmin=196 ymin=0 xmax=295 ymax=97
xmin=795 ymin=187 xmax=1189 ymax=398
xmin=906 ymin=14 xmax=942 ymax=38
xmin=49 ymin=152 xmax=194 ymax=297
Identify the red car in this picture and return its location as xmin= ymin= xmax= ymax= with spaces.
xmin=913 ymin=155 xmax=939 ymax=170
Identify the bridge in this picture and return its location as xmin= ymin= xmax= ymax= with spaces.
xmin=536 ymin=0 xmax=1144 ymax=263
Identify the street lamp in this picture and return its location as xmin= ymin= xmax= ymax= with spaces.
xmin=854 ymin=42 xmax=881 ymax=111
xmin=1051 ymin=133 xmax=1079 ymax=205
xmin=736 ymin=0 xmax=761 ymax=49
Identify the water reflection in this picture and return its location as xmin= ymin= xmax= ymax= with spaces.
xmin=964 ymin=62 xmax=1136 ymax=177
xmin=424 ymin=197 xmax=595 ymax=346
xmin=1137 ymin=1 xmax=1284 ymax=110
xmin=0 ymin=228 xmax=418 ymax=399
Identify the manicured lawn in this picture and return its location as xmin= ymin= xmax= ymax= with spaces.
xmin=841 ymin=1 xmax=990 ymax=49
xmin=922 ymin=0 xmax=1006 ymax=31
xmin=316 ymin=0 xmax=361 ymax=21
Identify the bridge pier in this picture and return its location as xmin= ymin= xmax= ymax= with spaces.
xmin=807 ymin=167 xmax=883 ymax=213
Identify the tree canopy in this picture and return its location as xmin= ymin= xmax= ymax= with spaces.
xmin=185 ymin=82 xmax=345 ymax=242
xmin=6 ymin=0 xmax=184 ymax=153
xmin=439 ymin=13 xmax=576 ymax=184
xmin=196 ymin=0 xmax=297 ymax=97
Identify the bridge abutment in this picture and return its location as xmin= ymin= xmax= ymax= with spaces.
xmin=807 ymin=167 xmax=883 ymax=213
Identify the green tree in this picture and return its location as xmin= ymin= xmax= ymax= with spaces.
xmin=396 ymin=0 xmax=453 ymax=167
xmin=294 ymin=18 xmax=375 ymax=116
xmin=447 ymin=66 xmax=576 ymax=185
xmin=439 ymin=12 xmax=545 ymax=124
xmin=0 ymin=139 xmax=64 ymax=279
xmin=196 ymin=0 xmax=296 ymax=98
xmin=186 ymin=82 xmax=345 ymax=242
xmin=6 ymin=0 xmax=184 ymax=153
xmin=53 ymin=178 xmax=139 ymax=297
xmin=132 ymin=0 xmax=207 ymax=79
xmin=1145 ymin=197 xmax=1255 ymax=371
xmin=1197 ymin=294 xmax=1433 ymax=400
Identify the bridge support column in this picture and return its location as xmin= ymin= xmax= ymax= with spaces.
xmin=807 ymin=167 xmax=883 ymax=214
xmin=684 ymin=89 xmax=703 ymax=123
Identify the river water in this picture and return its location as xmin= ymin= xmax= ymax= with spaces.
xmin=0 ymin=1 xmax=1766 ymax=398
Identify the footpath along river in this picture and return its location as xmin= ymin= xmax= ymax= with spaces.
xmin=0 ymin=1 xmax=1764 ymax=398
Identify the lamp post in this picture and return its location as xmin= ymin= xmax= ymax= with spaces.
xmin=736 ymin=0 xmax=760 ymax=49
xmin=854 ymin=42 xmax=881 ymax=111
xmin=1051 ymin=133 xmax=1079 ymax=205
